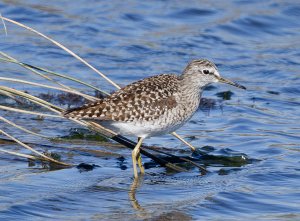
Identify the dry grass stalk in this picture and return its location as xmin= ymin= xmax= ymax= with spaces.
xmin=0 ymin=149 xmax=37 ymax=160
xmin=0 ymin=116 xmax=50 ymax=138
xmin=0 ymin=105 xmax=62 ymax=118
xmin=0 ymin=52 xmax=109 ymax=96
xmin=0 ymin=129 xmax=71 ymax=166
xmin=0 ymin=13 xmax=7 ymax=36
xmin=0 ymin=16 xmax=121 ymax=89
xmin=0 ymin=86 xmax=62 ymax=113
xmin=0 ymin=52 xmax=72 ymax=91
xmin=0 ymin=76 xmax=99 ymax=102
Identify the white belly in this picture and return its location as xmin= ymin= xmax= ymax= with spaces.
xmin=102 ymin=120 xmax=185 ymax=138
xmin=98 ymin=98 xmax=199 ymax=138
xmin=100 ymin=110 xmax=195 ymax=138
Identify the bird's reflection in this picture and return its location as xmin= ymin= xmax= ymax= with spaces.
xmin=128 ymin=175 xmax=145 ymax=212
xmin=128 ymin=174 xmax=193 ymax=221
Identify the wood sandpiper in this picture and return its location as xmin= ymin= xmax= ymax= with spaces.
xmin=64 ymin=59 xmax=246 ymax=178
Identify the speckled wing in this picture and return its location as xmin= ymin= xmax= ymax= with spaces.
xmin=63 ymin=74 xmax=179 ymax=122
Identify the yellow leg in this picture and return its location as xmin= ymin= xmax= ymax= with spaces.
xmin=132 ymin=137 xmax=144 ymax=178
xmin=137 ymin=154 xmax=145 ymax=174
xmin=137 ymin=137 xmax=145 ymax=174
xmin=171 ymin=132 xmax=196 ymax=151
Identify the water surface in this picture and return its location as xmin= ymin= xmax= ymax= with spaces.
xmin=0 ymin=0 xmax=300 ymax=220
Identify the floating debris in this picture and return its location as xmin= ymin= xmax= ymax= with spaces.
xmin=60 ymin=128 xmax=109 ymax=142
xmin=216 ymin=90 xmax=234 ymax=100
xmin=77 ymin=163 xmax=100 ymax=172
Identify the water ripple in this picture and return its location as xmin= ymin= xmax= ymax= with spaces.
xmin=1 ymin=0 xmax=300 ymax=220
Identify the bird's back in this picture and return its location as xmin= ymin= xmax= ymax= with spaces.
xmin=64 ymin=74 xmax=180 ymax=123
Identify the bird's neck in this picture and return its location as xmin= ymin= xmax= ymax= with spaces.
xmin=179 ymin=74 xmax=206 ymax=95
xmin=178 ymin=75 xmax=204 ymax=106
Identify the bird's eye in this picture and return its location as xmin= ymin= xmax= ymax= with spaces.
xmin=203 ymin=69 xmax=210 ymax=75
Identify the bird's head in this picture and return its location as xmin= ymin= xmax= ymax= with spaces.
xmin=181 ymin=59 xmax=246 ymax=90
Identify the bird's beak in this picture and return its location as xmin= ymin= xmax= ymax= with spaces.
xmin=218 ymin=76 xmax=246 ymax=90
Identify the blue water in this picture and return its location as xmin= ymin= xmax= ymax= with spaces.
xmin=0 ymin=0 xmax=300 ymax=220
